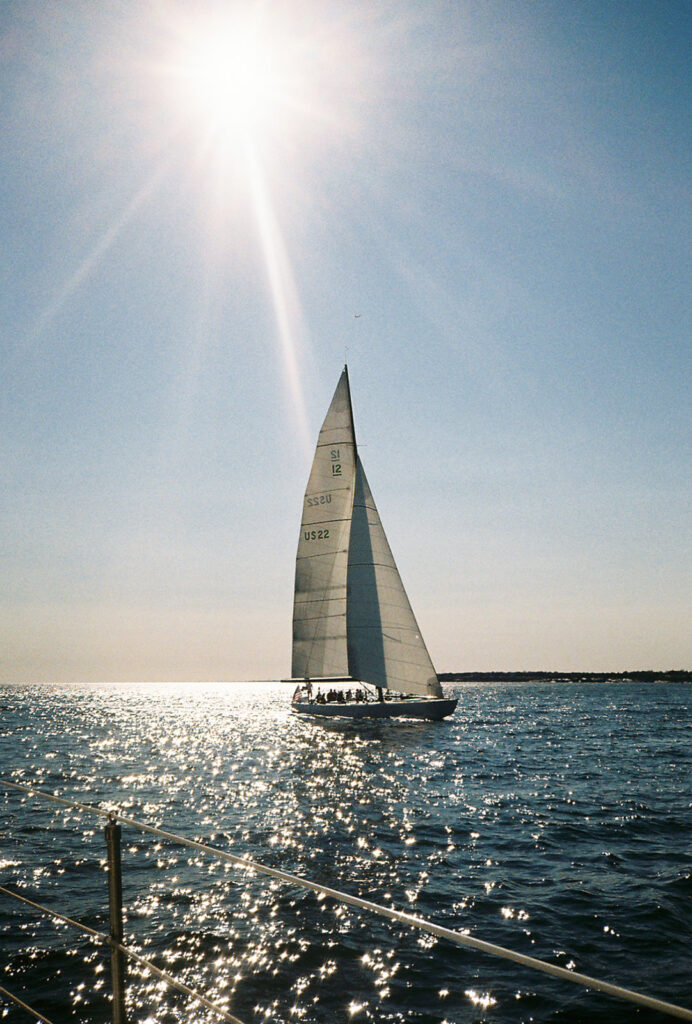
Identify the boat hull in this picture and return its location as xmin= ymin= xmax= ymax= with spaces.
xmin=291 ymin=696 xmax=458 ymax=721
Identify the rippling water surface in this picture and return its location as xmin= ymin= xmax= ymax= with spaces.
xmin=1 ymin=681 xmax=690 ymax=1023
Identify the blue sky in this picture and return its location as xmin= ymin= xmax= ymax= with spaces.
xmin=1 ymin=1 xmax=690 ymax=681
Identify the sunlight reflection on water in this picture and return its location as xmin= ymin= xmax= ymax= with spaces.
xmin=1 ymin=681 xmax=691 ymax=1022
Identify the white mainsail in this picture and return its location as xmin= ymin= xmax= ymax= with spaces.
xmin=292 ymin=369 xmax=356 ymax=679
xmin=292 ymin=367 xmax=441 ymax=698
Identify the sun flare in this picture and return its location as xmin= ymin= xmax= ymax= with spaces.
xmin=171 ymin=18 xmax=292 ymax=143
xmin=156 ymin=5 xmax=370 ymax=453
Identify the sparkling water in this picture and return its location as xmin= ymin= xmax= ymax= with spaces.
xmin=1 ymin=681 xmax=690 ymax=1023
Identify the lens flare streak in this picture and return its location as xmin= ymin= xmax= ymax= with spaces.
xmin=244 ymin=141 xmax=310 ymax=453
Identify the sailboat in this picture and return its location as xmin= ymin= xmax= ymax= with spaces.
xmin=289 ymin=367 xmax=458 ymax=720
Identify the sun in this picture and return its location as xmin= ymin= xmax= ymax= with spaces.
xmin=169 ymin=16 xmax=292 ymax=145
xmin=158 ymin=6 xmax=369 ymax=161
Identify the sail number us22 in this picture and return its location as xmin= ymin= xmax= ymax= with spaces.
xmin=304 ymin=528 xmax=330 ymax=541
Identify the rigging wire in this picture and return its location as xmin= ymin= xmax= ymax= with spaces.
xmin=0 ymin=983 xmax=56 ymax=1024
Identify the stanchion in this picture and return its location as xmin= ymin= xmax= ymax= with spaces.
xmin=105 ymin=812 xmax=126 ymax=1024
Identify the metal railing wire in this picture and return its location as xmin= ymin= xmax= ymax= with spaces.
xmin=0 ymin=983 xmax=56 ymax=1024
xmin=2 ymin=778 xmax=692 ymax=1023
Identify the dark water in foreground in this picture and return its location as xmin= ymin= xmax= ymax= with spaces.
xmin=0 ymin=681 xmax=690 ymax=1024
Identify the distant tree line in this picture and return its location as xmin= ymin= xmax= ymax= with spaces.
xmin=438 ymin=670 xmax=691 ymax=683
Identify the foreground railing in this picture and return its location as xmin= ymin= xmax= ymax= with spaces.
xmin=2 ymin=778 xmax=692 ymax=1022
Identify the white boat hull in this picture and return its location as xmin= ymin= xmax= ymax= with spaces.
xmin=291 ymin=696 xmax=458 ymax=721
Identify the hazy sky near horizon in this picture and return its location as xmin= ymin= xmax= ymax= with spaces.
xmin=1 ymin=1 xmax=690 ymax=682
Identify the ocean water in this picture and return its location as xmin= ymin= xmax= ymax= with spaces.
xmin=0 ymin=681 xmax=690 ymax=1024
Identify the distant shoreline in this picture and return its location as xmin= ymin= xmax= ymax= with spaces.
xmin=1 ymin=672 xmax=689 ymax=685
xmin=438 ymin=670 xmax=691 ymax=683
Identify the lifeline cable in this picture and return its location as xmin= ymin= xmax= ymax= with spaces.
xmin=0 ymin=983 xmax=56 ymax=1024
